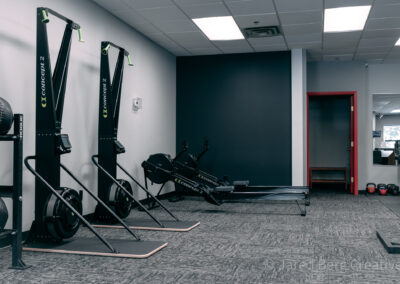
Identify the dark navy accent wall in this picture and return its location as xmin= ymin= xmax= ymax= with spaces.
xmin=176 ymin=51 xmax=292 ymax=185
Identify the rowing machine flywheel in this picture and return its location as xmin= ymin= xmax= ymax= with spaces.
xmin=44 ymin=187 xmax=82 ymax=240
xmin=0 ymin=197 xmax=8 ymax=231
xmin=108 ymin=179 xmax=133 ymax=218
xmin=143 ymin=153 xmax=173 ymax=184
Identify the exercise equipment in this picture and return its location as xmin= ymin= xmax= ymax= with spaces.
xmin=142 ymin=145 xmax=310 ymax=216
xmin=0 ymin=113 xmax=30 ymax=269
xmin=91 ymin=41 xmax=199 ymax=232
xmin=24 ymin=8 xmax=167 ymax=258
xmin=173 ymin=141 xmax=231 ymax=189
xmin=388 ymin=184 xmax=399 ymax=195
xmin=366 ymin=183 xmax=376 ymax=194
xmin=0 ymin=98 xmax=13 ymax=135
xmin=378 ymin=184 xmax=388 ymax=195
xmin=0 ymin=197 xmax=8 ymax=230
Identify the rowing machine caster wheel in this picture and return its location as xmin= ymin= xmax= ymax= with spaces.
xmin=45 ymin=187 xmax=82 ymax=240
xmin=301 ymin=212 xmax=306 ymax=216
xmin=109 ymin=179 xmax=133 ymax=219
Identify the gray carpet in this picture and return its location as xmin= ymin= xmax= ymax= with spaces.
xmin=1 ymin=192 xmax=400 ymax=283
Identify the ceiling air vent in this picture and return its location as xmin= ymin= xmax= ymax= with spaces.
xmin=242 ymin=26 xmax=281 ymax=38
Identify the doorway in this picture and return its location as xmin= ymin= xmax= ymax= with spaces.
xmin=307 ymin=92 xmax=358 ymax=195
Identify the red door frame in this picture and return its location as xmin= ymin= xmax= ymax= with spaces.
xmin=307 ymin=91 xmax=358 ymax=195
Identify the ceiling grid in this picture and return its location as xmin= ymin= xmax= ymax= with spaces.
xmin=92 ymin=0 xmax=400 ymax=62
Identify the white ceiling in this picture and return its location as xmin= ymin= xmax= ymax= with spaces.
xmin=92 ymin=0 xmax=400 ymax=63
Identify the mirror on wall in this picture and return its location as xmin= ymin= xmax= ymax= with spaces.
xmin=372 ymin=94 xmax=400 ymax=165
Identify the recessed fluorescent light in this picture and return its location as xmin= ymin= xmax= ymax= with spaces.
xmin=391 ymin=109 xmax=400 ymax=113
xmin=324 ymin=6 xmax=371 ymax=33
xmin=396 ymin=38 xmax=400 ymax=46
xmin=192 ymin=16 xmax=244 ymax=40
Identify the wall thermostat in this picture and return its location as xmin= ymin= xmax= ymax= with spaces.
xmin=132 ymin=97 xmax=142 ymax=112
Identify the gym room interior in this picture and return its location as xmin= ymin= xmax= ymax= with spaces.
xmin=1 ymin=0 xmax=400 ymax=283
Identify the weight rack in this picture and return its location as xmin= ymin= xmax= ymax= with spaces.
xmin=0 ymin=114 xmax=30 ymax=269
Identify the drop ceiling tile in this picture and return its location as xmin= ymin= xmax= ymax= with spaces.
xmin=167 ymin=31 xmax=208 ymax=42
xmin=138 ymin=6 xmax=188 ymax=23
xmin=234 ymin=13 xmax=278 ymax=28
xmin=252 ymin=44 xmax=288 ymax=52
xmin=357 ymin=45 xmax=393 ymax=53
xmin=213 ymin=40 xmax=251 ymax=48
xmin=279 ymin=10 xmax=323 ymax=25
xmin=221 ymin=46 xmax=254 ymax=53
xmin=282 ymin=23 xmax=322 ymax=35
xmin=112 ymin=9 xmax=149 ymax=26
xmin=366 ymin=18 xmax=400 ymax=30
xmin=145 ymin=33 xmax=183 ymax=49
xmin=174 ymin=0 xmax=222 ymax=5
xmin=179 ymin=2 xmax=230 ymax=18
xmin=285 ymin=33 xmax=321 ymax=44
xmin=187 ymin=47 xmax=223 ymax=55
xmin=93 ymin=0 xmax=131 ymax=12
xmin=125 ymin=0 xmax=175 ymax=10
xmin=358 ymin=36 xmax=398 ymax=47
xmin=180 ymin=41 xmax=217 ymax=49
xmin=225 ymin=0 xmax=275 ymax=16
xmin=363 ymin=28 xmax=400 ymax=39
xmin=130 ymin=22 xmax=162 ymax=35
xmin=247 ymin=35 xmax=285 ymax=46
xmin=374 ymin=0 xmax=400 ymax=5
xmin=167 ymin=32 xmax=215 ymax=48
xmin=175 ymin=49 xmax=192 ymax=56
xmin=152 ymin=20 xmax=198 ymax=33
xmin=324 ymin=0 xmax=373 ymax=9
xmin=288 ymin=41 xmax=322 ymax=49
xmin=275 ymin=0 xmax=323 ymax=13
xmin=370 ymin=4 xmax=400 ymax=19
xmin=323 ymin=31 xmax=361 ymax=49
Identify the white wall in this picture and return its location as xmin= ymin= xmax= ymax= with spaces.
xmin=0 ymin=0 xmax=176 ymax=231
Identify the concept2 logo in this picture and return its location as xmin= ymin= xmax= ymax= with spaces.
xmin=39 ymin=56 xmax=47 ymax=108
xmin=102 ymin=78 xmax=108 ymax=118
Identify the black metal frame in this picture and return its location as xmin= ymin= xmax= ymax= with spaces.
xmin=32 ymin=7 xmax=83 ymax=238
xmin=27 ymin=7 xmax=142 ymax=254
xmin=93 ymin=42 xmax=180 ymax=228
xmin=0 ymin=114 xmax=30 ymax=269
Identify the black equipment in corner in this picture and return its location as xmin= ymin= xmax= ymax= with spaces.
xmin=24 ymin=8 xmax=167 ymax=258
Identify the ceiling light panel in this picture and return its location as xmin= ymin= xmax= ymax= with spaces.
xmin=192 ymin=16 xmax=244 ymax=40
xmin=324 ymin=6 xmax=371 ymax=33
